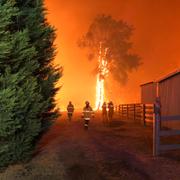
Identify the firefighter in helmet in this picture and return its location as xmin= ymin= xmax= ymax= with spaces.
xmin=67 ymin=101 xmax=74 ymax=121
xmin=108 ymin=101 xmax=114 ymax=121
xmin=102 ymin=102 xmax=107 ymax=124
xmin=82 ymin=101 xmax=94 ymax=129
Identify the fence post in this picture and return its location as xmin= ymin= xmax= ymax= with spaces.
xmin=127 ymin=104 xmax=129 ymax=120
xmin=133 ymin=104 xmax=136 ymax=121
xmin=142 ymin=104 xmax=146 ymax=127
xmin=121 ymin=105 xmax=123 ymax=119
xmin=153 ymin=98 xmax=161 ymax=156
xmin=120 ymin=105 xmax=122 ymax=120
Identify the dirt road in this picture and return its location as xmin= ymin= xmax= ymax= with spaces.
xmin=1 ymin=112 xmax=180 ymax=180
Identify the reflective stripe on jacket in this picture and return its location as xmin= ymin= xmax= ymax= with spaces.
xmin=82 ymin=106 xmax=94 ymax=119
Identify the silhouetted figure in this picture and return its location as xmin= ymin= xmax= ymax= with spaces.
xmin=154 ymin=97 xmax=162 ymax=129
xmin=102 ymin=102 xmax=107 ymax=124
xmin=115 ymin=105 xmax=118 ymax=112
xmin=108 ymin=101 xmax=114 ymax=121
xmin=82 ymin=101 xmax=94 ymax=129
xmin=67 ymin=101 xmax=74 ymax=121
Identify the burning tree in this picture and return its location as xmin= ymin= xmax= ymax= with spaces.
xmin=78 ymin=15 xmax=141 ymax=109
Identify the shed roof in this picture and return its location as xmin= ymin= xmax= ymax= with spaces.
xmin=140 ymin=81 xmax=154 ymax=87
xmin=157 ymin=68 xmax=180 ymax=83
xmin=140 ymin=68 xmax=180 ymax=87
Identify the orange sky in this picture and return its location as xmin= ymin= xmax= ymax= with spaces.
xmin=45 ymin=0 xmax=180 ymax=109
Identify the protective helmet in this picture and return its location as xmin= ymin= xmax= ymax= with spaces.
xmin=85 ymin=101 xmax=89 ymax=105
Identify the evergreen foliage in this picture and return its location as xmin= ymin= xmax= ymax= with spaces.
xmin=0 ymin=0 xmax=61 ymax=166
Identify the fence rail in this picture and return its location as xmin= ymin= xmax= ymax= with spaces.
xmin=117 ymin=102 xmax=180 ymax=156
xmin=153 ymin=114 xmax=180 ymax=156
xmin=118 ymin=103 xmax=154 ymax=126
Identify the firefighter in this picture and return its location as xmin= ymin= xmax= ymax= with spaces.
xmin=102 ymin=102 xmax=107 ymax=124
xmin=108 ymin=101 xmax=114 ymax=121
xmin=115 ymin=105 xmax=118 ymax=112
xmin=154 ymin=97 xmax=161 ymax=115
xmin=82 ymin=101 xmax=94 ymax=129
xmin=154 ymin=97 xmax=162 ymax=129
xmin=67 ymin=101 xmax=74 ymax=121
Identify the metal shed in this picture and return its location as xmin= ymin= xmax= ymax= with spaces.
xmin=158 ymin=69 xmax=180 ymax=116
xmin=140 ymin=69 xmax=180 ymax=152
xmin=140 ymin=69 xmax=180 ymax=116
xmin=140 ymin=81 xmax=157 ymax=104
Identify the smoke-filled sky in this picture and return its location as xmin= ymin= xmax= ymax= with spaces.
xmin=45 ymin=0 xmax=180 ymax=109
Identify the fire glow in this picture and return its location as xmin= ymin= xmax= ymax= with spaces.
xmin=95 ymin=43 xmax=109 ymax=110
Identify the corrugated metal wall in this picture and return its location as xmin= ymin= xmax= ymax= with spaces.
xmin=141 ymin=82 xmax=157 ymax=104
xmin=159 ymin=73 xmax=180 ymax=116
xmin=140 ymin=72 xmax=180 ymax=129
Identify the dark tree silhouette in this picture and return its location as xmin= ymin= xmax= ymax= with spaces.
xmin=78 ymin=14 xmax=141 ymax=84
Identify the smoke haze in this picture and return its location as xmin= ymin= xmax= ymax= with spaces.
xmin=45 ymin=0 xmax=180 ymax=109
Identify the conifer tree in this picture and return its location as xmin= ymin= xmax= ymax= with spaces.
xmin=0 ymin=0 xmax=61 ymax=166
xmin=14 ymin=0 xmax=61 ymax=128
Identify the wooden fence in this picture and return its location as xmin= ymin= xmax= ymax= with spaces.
xmin=117 ymin=102 xmax=180 ymax=156
xmin=153 ymin=112 xmax=180 ymax=156
xmin=118 ymin=103 xmax=154 ymax=126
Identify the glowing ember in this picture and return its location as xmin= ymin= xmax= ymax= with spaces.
xmin=95 ymin=43 xmax=109 ymax=110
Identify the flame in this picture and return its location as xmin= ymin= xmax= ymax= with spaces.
xmin=95 ymin=43 xmax=109 ymax=110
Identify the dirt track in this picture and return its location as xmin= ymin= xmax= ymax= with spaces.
xmin=1 ymin=112 xmax=180 ymax=180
